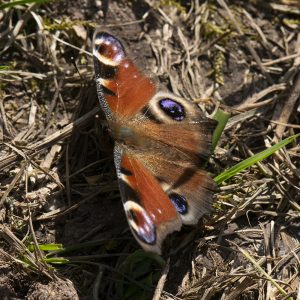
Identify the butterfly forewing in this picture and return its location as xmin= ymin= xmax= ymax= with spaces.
xmin=93 ymin=31 xmax=156 ymax=118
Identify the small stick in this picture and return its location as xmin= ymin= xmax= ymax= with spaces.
xmin=0 ymin=107 xmax=100 ymax=170
xmin=217 ymin=0 xmax=273 ymax=84
xmin=152 ymin=258 xmax=170 ymax=300
xmin=274 ymin=72 xmax=300 ymax=139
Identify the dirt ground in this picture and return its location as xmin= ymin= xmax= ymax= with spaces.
xmin=0 ymin=0 xmax=300 ymax=299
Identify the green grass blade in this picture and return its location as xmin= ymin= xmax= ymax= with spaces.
xmin=212 ymin=109 xmax=230 ymax=150
xmin=214 ymin=133 xmax=299 ymax=184
xmin=27 ymin=243 xmax=64 ymax=252
xmin=43 ymin=257 xmax=70 ymax=264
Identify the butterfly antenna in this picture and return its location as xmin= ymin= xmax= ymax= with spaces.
xmin=102 ymin=0 xmax=110 ymax=21
xmin=72 ymin=58 xmax=82 ymax=80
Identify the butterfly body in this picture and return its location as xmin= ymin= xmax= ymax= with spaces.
xmin=93 ymin=31 xmax=216 ymax=254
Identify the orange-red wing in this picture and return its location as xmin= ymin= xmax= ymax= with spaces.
xmin=93 ymin=31 xmax=156 ymax=118
xmin=116 ymin=151 xmax=182 ymax=254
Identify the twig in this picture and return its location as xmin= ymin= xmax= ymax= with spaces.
xmin=0 ymin=162 xmax=26 ymax=208
xmin=235 ymin=83 xmax=286 ymax=110
xmin=274 ymin=72 xmax=300 ymax=139
xmin=0 ymin=107 xmax=100 ymax=170
xmin=152 ymin=258 xmax=170 ymax=300
xmin=0 ymin=225 xmax=53 ymax=279
xmin=270 ymin=3 xmax=300 ymax=15
xmin=262 ymin=53 xmax=300 ymax=66
xmin=217 ymin=0 xmax=273 ymax=84
xmin=236 ymin=244 xmax=291 ymax=299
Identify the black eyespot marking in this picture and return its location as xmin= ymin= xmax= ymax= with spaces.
xmin=159 ymin=99 xmax=185 ymax=121
xmin=169 ymin=193 xmax=188 ymax=214
xmin=99 ymin=63 xmax=117 ymax=79
xmin=93 ymin=57 xmax=117 ymax=83
xmin=120 ymin=167 xmax=133 ymax=176
xmin=101 ymin=84 xmax=116 ymax=96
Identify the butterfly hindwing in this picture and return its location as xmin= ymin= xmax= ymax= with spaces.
xmin=135 ymin=153 xmax=217 ymax=225
xmin=114 ymin=145 xmax=182 ymax=254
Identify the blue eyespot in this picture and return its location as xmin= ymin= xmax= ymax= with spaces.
xmin=159 ymin=99 xmax=185 ymax=121
xmin=169 ymin=193 xmax=188 ymax=214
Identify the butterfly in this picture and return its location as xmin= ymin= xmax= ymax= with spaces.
xmin=92 ymin=31 xmax=217 ymax=254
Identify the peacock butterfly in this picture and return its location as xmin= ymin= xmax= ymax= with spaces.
xmin=93 ymin=31 xmax=216 ymax=254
